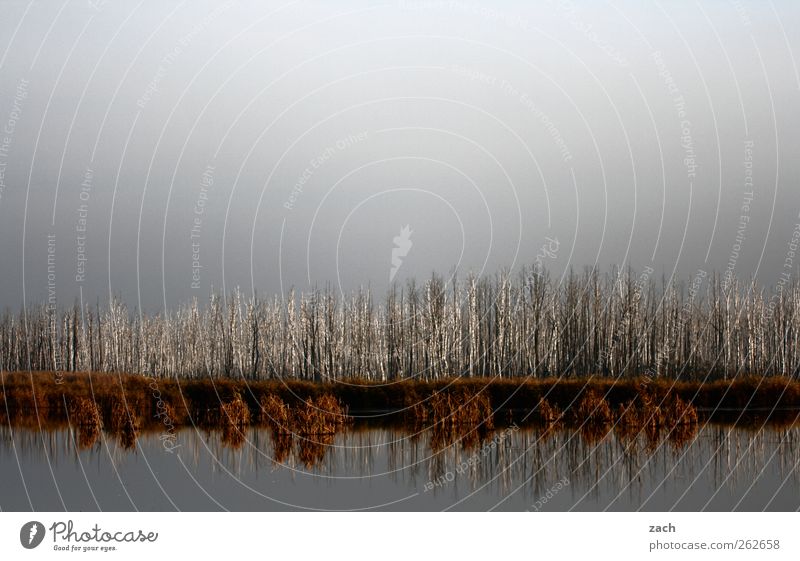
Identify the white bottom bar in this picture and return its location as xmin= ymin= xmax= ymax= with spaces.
xmin=2 ymin=512 xmax=798 ymax=559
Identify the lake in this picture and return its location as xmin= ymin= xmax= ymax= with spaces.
xmin=1 ymin=422 xmax=798 ymax=511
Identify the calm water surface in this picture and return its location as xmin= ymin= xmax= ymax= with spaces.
xmin=1 ymin=423 xmax=798 ymax=511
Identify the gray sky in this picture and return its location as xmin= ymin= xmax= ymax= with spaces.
xmin=0 ymin=0 xmax=798 ymax=312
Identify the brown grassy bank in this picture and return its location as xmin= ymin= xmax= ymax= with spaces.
xmin=2 ymin=371 xmax=799 ymax=430
xmin=3 ymin=371 xmax=799 ymax=457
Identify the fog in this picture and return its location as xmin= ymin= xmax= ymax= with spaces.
xmin=0 ymin=0 xmax=798 ymax=312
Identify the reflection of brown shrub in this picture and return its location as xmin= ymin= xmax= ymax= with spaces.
xmin=221 ymin=426 xmax=246 ymax=448
xmin=428 ymin=423 xmax=486 ymax=452
xmin=667 ymin=422 xmax=698 ymax=449
xmin=76 ymin=426 xmax=101 ymax=448
xmin=106 ymin=398 xmax=139 ymax=449
xmin=271 ymin=432 xmax=293 ymax=464
xmin=117 ymin=424 xmax=138 ymax=449
xmin=297 ymin=433 xmax=335 ymax=468
xmin=614 ymin=394 xmax=699 ymax=450
xmin=579 ymin=422 xmax=613 ymax=444
xmin=255 ymin=393 xmax=351 ymax=464
xmin=615 ymin=400 xmax=643 ymax=442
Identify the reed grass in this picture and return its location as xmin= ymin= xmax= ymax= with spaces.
xmin=534 ymin=398 xmax=562 ymax=425
xmin=220 ymin=394 xmax=251 ymax=446
xmin=67 ymin=396 xmax=103 ymax=448
xmin=259 ymin=394 xmax=291 ymax=432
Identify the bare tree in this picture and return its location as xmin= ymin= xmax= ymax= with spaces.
xmin=2 ymin=267 xmax=799 ymax=381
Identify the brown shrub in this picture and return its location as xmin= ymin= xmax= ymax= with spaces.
xmin=221 ymin=394 xmax=251 ymax=431
xmin=572 ymin=390 xmax=613 ymax=426
xmin=259 ymin=394 xmax=292 ymax=433
xmin=106 ymin=398 xmax=139 ymax=449
xmin=68 ymin=397 xmax=103 ymax=448
xmin=662 ymin=394 xmax=698 ymax=426
xmin=292 ymin=394 xmax=350 ymax=436
xmin=535 ymin=398 xmax=561 ymax=425
xmin=69 ymin=397 xmax=102 ymax=428
xmin=411 ymin=389 xmax=494 ymax=430
xmin=219 ymin=394 xmax=250 ymax=447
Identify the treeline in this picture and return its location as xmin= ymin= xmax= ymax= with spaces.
xmin=1 ymin=266 xmax=799 ymax=380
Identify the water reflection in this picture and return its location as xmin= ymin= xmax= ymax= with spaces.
xmin=1 ymin=421 xmax=798 ymax=511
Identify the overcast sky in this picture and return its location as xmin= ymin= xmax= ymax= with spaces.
xmin=0 ymin=0 xmax=798 ymax=312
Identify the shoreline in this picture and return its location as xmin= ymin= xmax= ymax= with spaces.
xmin=2 ymin=371 xmax=798 ymax=454
xmin=2 ymin=371 xmax=799 ymax=419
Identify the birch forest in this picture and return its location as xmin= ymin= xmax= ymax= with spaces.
xmin=2 ymin=267 xmax=799 ymax=381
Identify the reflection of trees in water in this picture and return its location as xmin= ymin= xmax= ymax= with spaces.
xmin=0 ymin=425 xmax=75 ymax=462
xmin=0 ymin=425 xmax=138 ymax=467
xmin=276 ymin=423 xmax=799 ymax=501
xmin=201 ymin=428 xmax=345 ymax=472
xmin=3 ymin=423 xmax=799 ymax=502
xmin=707 ymin=425 xmax=800 ymax=491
